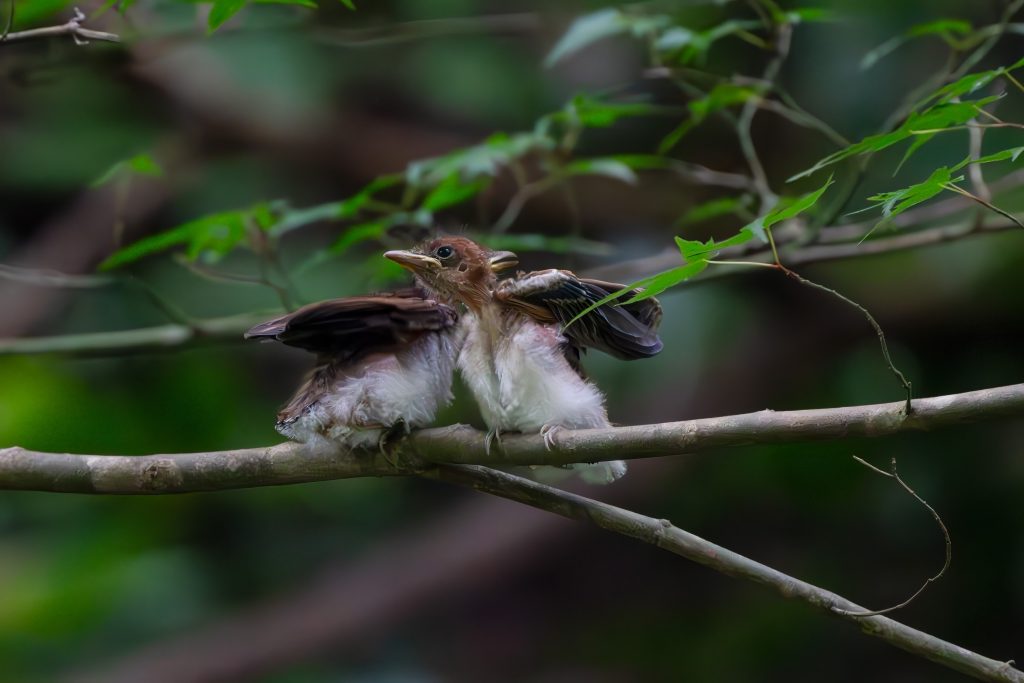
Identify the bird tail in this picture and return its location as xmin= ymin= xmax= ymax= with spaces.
xmin=530 ymin=460 xmax=627 ymax=485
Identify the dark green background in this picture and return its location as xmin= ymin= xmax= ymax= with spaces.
xmin=1 ymin=0 xmax=1022 ymax=681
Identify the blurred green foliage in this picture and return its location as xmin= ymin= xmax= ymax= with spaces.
xmin=1 ymin=0 xmax=1023 ymax=681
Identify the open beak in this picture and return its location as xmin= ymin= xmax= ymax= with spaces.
xmin=488 ymin=250 xmax=518 ymax=272
xmin=384 ymin=250 xmax=441 ymax=273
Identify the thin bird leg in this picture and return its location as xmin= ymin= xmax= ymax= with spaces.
xmin=540 ymin=423 xmax=565 ymax=451
xmin=484 ymin=427 xmax=503 ymax=456
xmin=377 ymin=419 xmax=410 ymax=469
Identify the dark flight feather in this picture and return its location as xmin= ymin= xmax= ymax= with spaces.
xmin=496 ymin=270 xmax=663 ymax=360
xmin=245 ymin=288 xmax=458 ymax=364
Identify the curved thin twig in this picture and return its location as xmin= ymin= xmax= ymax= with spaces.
xmin=833 ymin=456 xmax=952 ymax=618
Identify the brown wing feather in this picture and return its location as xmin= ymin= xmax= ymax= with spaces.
xmin=497 ymin=269 xmax=663 ymax=360
xmin=245 ymin=290 xmax=457 ymax=363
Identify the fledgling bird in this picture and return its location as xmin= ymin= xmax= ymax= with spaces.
xmin=244 ymin=288 xmax=461 ymax=451
xmin=385 ymin=237 xmax=663 ymax=484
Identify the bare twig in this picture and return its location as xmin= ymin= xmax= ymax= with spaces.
xmin=0 ymin=7 xmax=120 ymax=45
xmin=762 ymin=225 xmax=914 ymax=411
xmin=736 ymin=22 xmax=792 ymax=210
xmin=427 ymin=464 xmax=1023 ymax=683
xmin=2 ymin=383 xmax=1023 ymax=492
xmin=834 ymin=456 xmax=952 ymax=618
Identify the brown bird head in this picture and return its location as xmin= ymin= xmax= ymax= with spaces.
xmin=385 ymin=237 xmax=517 ymax=309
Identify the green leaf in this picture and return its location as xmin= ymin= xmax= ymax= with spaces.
xmin=91 ymin=153 xmax=163 ymax=187
xmin=908 ymin=18 xmax=972 ymax=37
xmin=208 ymin=0 xmax=248 ymax=32
xmin=338 ymin=0 xmax=355 ymax=8
xmin=659 ymin=83 xmax=759 ymax=153
xmin=762 ymin=175 xmax=835 ymax=229
xmin=565 ymin=261 xmax=707 ymax=328
xmin=560 ymin=94 xmax=668 ymax=129
xmin=329 ymin=220 xmax=387 ymax=254
xmin=545 ymin=10 xmax=671 ymax=67
xmin=951 ymin=146 xmax=1024 ymax=171
xmin=422 ymin=172 xmax=491 ymax=211
xmin=674 ymin=229 xmax=755 ymax=262
xmin=545 ymin=9 xmax=627 ymax=67
xmin=100 ymin=210 xmax=248 ymax=270
xmin=565 ymin=158 xmax=638 ymax=184
xmin=861 ymin=19 xmax=972 ymax=71
xmin=865 ymin=167 xmax=957 ymax=226
xmin=476 ymin=234 xmax=611 ymax=257
xmin=785 ymin=7 xmax=834 ymax=23
xmin=678 ymin=196 xmax=753 ymax=225
xmin=790 ymin=98 xmax=999 ymax=180
xmin=663 ymin=19 xmax=763 ymax=65
xmin=407 ymin=132 xmax=552 ymax=188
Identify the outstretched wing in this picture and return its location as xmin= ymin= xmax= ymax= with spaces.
xmin=245 ymin=289 xmax=457 ymax=363
xmin=496 ymin=269 xmax=663 ymax=359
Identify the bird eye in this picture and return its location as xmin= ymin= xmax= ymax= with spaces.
xmin=435 ymin=246 xmax=454 ymax=259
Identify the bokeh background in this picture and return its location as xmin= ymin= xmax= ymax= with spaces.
xmin=1 ymin=0 xmax=1023 ymax=681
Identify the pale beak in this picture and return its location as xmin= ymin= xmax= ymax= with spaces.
xmin=384 ymin=250 xmax=441 ymax=272
xmin=488 ymin=250 xmax=518 ymax=272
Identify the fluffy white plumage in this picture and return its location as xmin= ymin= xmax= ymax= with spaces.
xmin=457 ymin=309 xmax=627 ymax=484
xmin=278 ymin=328 xmax=461 ymax=450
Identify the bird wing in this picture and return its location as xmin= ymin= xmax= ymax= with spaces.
xmin=244 ymin=289 xmax=457 ymax=362
xmin=496 ymin=269 xmax=663 ymax=359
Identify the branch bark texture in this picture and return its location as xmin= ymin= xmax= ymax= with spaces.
xmin=429 ymin=464 xmax=1024 ymax=683
xmin=2 ymin=383 xmax=1022 ymax=494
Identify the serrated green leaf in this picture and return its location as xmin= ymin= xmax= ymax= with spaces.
xmin=761 ymin=175 xmax=835 ymax=230
xmin=674 ymin=229 xmax=755 ymax=261
xmin=422 ymin=172 xmax=491 ymax=211
xmin=951 ymin=146 xmax=1024 ymax=171
xmin=565 ymin=261 xmax=706 ymax=328
xmin=791 ymin=98 xmax=999 ymax=180
xmin=862 ymin=167 xmax=958 ymax=236
xmin=208 ymin=0 xmax=247 ymax=32
xmin=565 ymin=159 xmax=638 ymax=184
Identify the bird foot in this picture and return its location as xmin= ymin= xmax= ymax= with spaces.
xmin=378 ymin=419 xmax=409 ymax=469
xmin=540 ymin=423 xmax=564 ymax=451
xmin=484 ymin=428 xmax=503 ymax=457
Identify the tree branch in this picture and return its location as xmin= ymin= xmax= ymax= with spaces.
xmin=2 ymin=383 xmax=1022 ymax=493
xmin=426 ymin=464 xmax=1024 ymax=683
xmin=0 ymin=7 xmax=120 ymax=45
xmin=0 ymin=312 xmax=270 ymax=356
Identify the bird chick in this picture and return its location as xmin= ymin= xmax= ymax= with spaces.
xmin=385 ymin=237 xmax=663 ymax=484
xmin=245 ymin=289 xmax=460 ymax=451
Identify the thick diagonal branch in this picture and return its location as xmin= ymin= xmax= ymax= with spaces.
xmin=2 ymin=383 xmax=1022 ymax=493
xmin=427 ymin=464 xmax=1023 ymax=683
